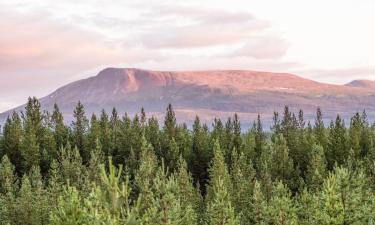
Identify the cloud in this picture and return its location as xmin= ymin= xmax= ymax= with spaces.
xmin=0 ymin=10 xmax=123 ymax=72
xmin=134 ymin=5 xmax=272 ymax=49
xmin=0 ymin=0 xmax=297 ymax=112
xmin=224 ymin=36 xmax=288 ymax=59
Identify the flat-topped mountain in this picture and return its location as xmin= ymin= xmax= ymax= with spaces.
xmin=2 ymin=68 xmax=375 ymax=127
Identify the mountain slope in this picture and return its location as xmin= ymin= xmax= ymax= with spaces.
xmin=2 ymin=68 xmax=375 ymax=127
xmin=345 ymin=80 xmax=375 ymax=89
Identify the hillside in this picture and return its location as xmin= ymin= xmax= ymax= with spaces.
xmin=2 ymin=68 xmax=375 ymax=127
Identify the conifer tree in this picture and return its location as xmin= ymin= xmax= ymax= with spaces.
xmin=99 ymin=109 xmax=111 ymax=156
xmin=58 ymin=143 xmax=86 ymax=187
xmin=249 ymin=181 xmax=268 ymax=225
xmin=50 ymin=186 xmax=90 ymax=225
xmin=174 ymin=157 xmax=201 ymax=214
xmin=317 ymin=171 xmax=345 ymax=224
xmin=3 ymin=112 xmax=23 ymax=174
xmin=109 ymin=107 xmax=121 ymax=157
xmin=296 ymin=189 xmax=318 ymax=225
xmin=16 ymin=175 xmax=42 ymax=225
xmin=87 ymin=138 xmax=104 ymax=184
xmin=306 ymin=144 xmax=326 ymax=191
xmin=206 ymin=140 xmax=232 ymax=201
xmin=327 ymin=115 xmax=349 ymax=169
xmin=0 ymin=155 xmax=17 ymax=224
xmin=72 ymin=101 xmax=88 ymax=163
xmin=232 ymin=113 xmax=242 ymax=154
xmin=254 ymin=114 xmax=265 ymax=161
xmin=24 ymin=97 xmax=43 ymax=144
xmin=146 ymin=116 xmax=161 ymax=157
xmin=21 ymin=118 xmax=40 ymax=172
xmin=87 ymin=113 xmax=101 ymax=155
xmin=191 ymin=116 xmax=211 ymax=192
xmin=116 ymin=113 xmax=132 ymax=165
xmin=48 ymin=159 xmax=62 ymax=208
xmin=314 ymin=107 xmax=327 ymax=149
xmin=134 ymin=140 xmax=158 ymax=215
xmin=205 ymin=140 xmax=239 ymax=225
xmin=270 ymin=134 xmax=294 ymax=186
xmin=51 ymin=103 xmax=68 ymax=150
xmin=165 ymin=137 xmax=179 ymax=172
xmin=268 ymin=181 xmax=298 ymax=225
xmin=164 ymin=104 xmax=177 ymax=139
xmin=230 ymin=150 xmax=256 ymax=224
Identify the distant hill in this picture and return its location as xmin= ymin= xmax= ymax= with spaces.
xmin=345 ymin=80 xmax=375 ymax=89
xmin=2 ymin=68 xmax=375 ymax=128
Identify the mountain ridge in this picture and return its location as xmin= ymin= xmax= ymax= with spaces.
xmin=2 ymin=68 xmax=375 ymax=127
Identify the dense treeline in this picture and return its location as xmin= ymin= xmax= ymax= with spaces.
xmin=1 ymin=96 xmax=375 ymax=224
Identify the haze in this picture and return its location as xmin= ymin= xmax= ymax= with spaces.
xmin=1 ymin=0 xmax=375 ymax=112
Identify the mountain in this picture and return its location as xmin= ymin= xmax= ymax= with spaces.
xmin=345 ymin=80 xmax=375 ymax=89
xmin=2 ymin=68 xmax=375 ymax=127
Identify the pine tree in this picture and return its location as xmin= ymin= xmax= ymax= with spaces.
xmin=230 ymin=150 xmax=256 ymax=224
xmin=39 ymin=113 xmax=57 ymax=176
xmin=296 ymin=189 xmax=318 ymax=225
xmin=148 ymin=168 xmax=194 ymax=225
xmin=58 ymin=143 xmax=86 ymax=187
xmin=87 ymin=138 xmax=104 ymax=184
xmin=99 ymin=109 xmax=111 ymax=156
xmin=164 ymin=104 xmax=177 ymax=139
xmin=314 ymin=107 xmax=327 ymax=149
xmin=327 ymin=115 xmax=349 ymax=169
xmin=16 ymin=175 xmax=42 ymax=225
xmin=3 ymin=112 xmax=23 ymax=174
xmin=359 ymin=110 xmax=372 ymax=158
xmin=24 ymin=97 xmax=43 ymax=144
xmin=174 ymin=157 xmax=201 ymax=214
xmin=116 ymin=113 xmax=132 ymax=165
xmin=232 ymin=113 xmax=242 ymax=154
xmin=146 ymin=116 xmax=161 ymax=157
xmin=268 ymin=181 xmax=298 ymax=225
xmin=165 ymin=137 xmax=179 ymax=172
xmin=50 ymin=186 xmax=90 ymax=225
xmin=191 ymin=116 xmax=211 ymax=193
xmin=87 ymin=113 xmax=101 ymax=156
xmin=349 ymin=112 xmax=362 ymax=159
xmin=249 ymin=181 xmax=268 ymax=225
xmin=317 ymin=171 xmax=345 ymax=224
xmin=51 ymin=103 xmax=68 ymax=150
xmin=306 ymin=144 xmax=326 ymax=191
xmin=21 ymin=118 xmax=40 ymax=172
xmin=254 ymin=114 xmax=265 ymax=162
xmin=270 ymin=134 xmax=294 ymax=186
xmin=205 ymin=139 xmax=239 ymax=225
xmin=134 ymin=141 xmax=158 ymax=215
xmin=258 ymin=143 xmax=274 ymax=200
xmin=109 ymin=107 xmax=121 ymax=157
xmin=71 ymin=101 xmax=88 ymax=163
xmin=0 ymin=155 xmax=17 ymax=224
xmin=48 ymin=159 xmax=63 ymax=209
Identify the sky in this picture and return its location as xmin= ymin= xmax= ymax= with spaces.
xmin=1 ymin=0 xmax=375 ymax=112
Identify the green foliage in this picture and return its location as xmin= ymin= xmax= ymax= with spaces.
xmin=72 ymin=101 xmax=89 ymax=163
xmin=2 ymin=99 xmax=375 ymax=224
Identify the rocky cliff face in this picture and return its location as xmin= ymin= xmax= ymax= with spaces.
xmin=2 ymin=68 xmax=375 ymax=127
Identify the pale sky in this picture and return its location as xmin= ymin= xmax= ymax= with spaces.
xmin=1 ymin=0 xmax=375 ymax=112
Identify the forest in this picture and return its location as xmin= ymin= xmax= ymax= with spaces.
xmin=1 ymin=97 xmax=375 ymax=225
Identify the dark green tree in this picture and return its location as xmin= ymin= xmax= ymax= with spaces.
xmin=71 ymin=101 xmax=88 ymax=163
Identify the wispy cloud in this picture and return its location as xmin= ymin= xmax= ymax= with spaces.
xmin=1 ymin=0 xmax=374 ymax=112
